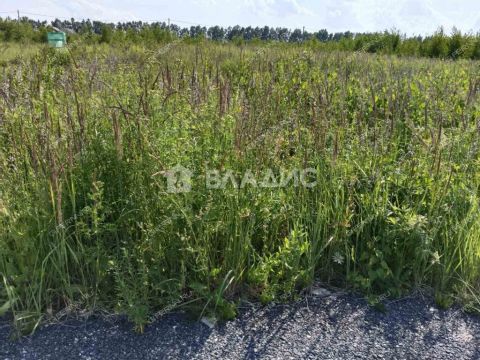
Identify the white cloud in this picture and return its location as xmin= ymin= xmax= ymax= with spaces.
xmin=244 ymin=0 xmax=314 ymax=18
xmin=322 ymin=0 xmax=479 ymax=35
xmin=11 ymin=0 xmax=137 ymax=22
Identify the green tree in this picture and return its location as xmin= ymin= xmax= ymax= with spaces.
xmin=100 ymin=24 xmax=113 ymax=43
xmin=426 ymin=28 xmax=448 ymax=58
xmin=448 ymin=27 xmax=465 ymax=58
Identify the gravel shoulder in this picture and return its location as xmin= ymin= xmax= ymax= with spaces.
xmin=1 ymin=292 xmax=479 ymax=360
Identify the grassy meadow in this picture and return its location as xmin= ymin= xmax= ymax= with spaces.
xmin=0 ymin=42 xmax=40 ymax=65
xmin=0 ymin=41 xmax=479 ymax=333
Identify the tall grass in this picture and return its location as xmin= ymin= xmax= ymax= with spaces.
xmin=0 ymin=42 xmax=40 ymax=65
xmin=0 ymin=41 xmax=479 ymax=332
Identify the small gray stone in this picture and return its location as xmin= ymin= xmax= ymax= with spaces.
xmin=311 ymin=287 xmax=332 ymax=297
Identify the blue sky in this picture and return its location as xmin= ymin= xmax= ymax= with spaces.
xmin=1 ymin=0 xmax=480 ymax=36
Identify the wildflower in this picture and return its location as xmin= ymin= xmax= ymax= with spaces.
xmin=431 ymin=251 xmax=441 ymax=265
xmin=333 ymin=251 xmax=345 ymax=265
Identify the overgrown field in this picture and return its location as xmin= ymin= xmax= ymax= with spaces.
xmin=1 ymin=42 xmax=479 ymax=333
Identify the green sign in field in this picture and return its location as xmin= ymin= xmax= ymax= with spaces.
xmin=47 ymin=32 xmax=67 ymax=48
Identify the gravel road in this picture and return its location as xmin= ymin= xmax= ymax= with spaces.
xmin=1 ymin=292 xmax=479 ymax=359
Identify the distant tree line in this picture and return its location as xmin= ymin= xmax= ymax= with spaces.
xmin=1 ymin=16 xmax=480 ymax=60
